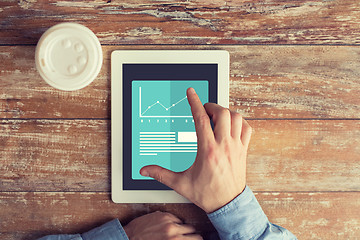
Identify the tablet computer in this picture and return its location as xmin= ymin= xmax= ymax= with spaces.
xmin=111 ymin=50 xmax=229 ymax=203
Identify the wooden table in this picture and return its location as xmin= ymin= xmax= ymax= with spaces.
xmin=1 ymin=1 xmax=360 ymax=239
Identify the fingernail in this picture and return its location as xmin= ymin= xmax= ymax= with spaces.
xmin=188 ymin=87 xmax=196 ymax=94
xmin=141 ymin=170 xmax=149 ymax=177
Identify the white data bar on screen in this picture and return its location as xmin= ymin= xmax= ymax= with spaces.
xmin=140 ymin=132 xmax=175 ymax=134
xmin=140 ymin=150 xmax=197 ymax=153
xmin=140 ymin=144 xmax=197 ymax=147
xmin=177 ymin=132 xmax=197 ymax=143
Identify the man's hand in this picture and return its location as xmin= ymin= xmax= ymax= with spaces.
xmin=124 ymin=211 xmax=202 ymax=240
xmin=140 ymin=88 xmax=252 ymax=213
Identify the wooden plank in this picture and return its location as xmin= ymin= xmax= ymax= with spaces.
xmin=1 ymin=45 xmax=360 ymax=119
xmin=0 ymin=46 xmax=109 ymax=119
xmin=0 ymin=120 xmax=110 ymax=191
xmin=1 ymin=0 xmax=360 ymax=45
xmin=258 ymin=191 xmax=360 ymax=239
xmin=247 ymin=120 xmax=360 ymax=192
xmin=0 ymin=192 xmax=212 ymax=240
xmin=229 ymin=45 xmax=360 ymax=118
xmin=1 ymin=119 xmax=359 ymax=192
xmin=0 ymin=191 xmax=359 ymax=240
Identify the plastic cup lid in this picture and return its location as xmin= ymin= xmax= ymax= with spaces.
xmin=35 ymin=23 xmax=103 ymax=91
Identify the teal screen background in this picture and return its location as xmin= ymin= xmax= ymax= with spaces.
xmin=132 ymin=80 xmax=209 ymax=179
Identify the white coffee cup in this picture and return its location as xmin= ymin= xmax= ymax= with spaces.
xmin=35 ymin=23 xmax=103 ymax=91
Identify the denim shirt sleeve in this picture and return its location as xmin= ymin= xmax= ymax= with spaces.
xmin=37 ymin=219 xmax=129 ymax=240
xmin=207 ymin=186 xmax=297 ymax=240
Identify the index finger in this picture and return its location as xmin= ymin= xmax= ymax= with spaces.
xmin=157 ymin=211 xmax=183 ymax=224
xmin=187 ymin=88 xmax=214 ymax=143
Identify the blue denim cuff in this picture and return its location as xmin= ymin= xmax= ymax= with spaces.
xmin=37 ymin=234 xmax=83 ymax=240
xmin=207 ymin=186 xmax=268 ymax=240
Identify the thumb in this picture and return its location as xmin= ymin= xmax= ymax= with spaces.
xmin=140 ymin=165 xmax=179 ymax=190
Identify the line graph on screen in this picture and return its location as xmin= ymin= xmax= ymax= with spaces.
xmin=139 ymin=86 xmax=192 ymax=118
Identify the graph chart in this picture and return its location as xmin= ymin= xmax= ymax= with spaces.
xmin=131 ymin=80 xmax=208 ymax=180
xmin=134 ymin=81 xmax=208 ymax=118
xmin=140 ymin=87 xmax=189 ymax=117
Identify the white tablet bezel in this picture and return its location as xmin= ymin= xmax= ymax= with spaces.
xmin=111 ymin=50 xmax=229 ymax=203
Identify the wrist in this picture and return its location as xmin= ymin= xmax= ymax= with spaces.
xmin=203 ymin=185 xmax=246 ymax=213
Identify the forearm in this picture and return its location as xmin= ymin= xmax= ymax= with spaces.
xmin=207 ymin=186 xmax=297 ymax=240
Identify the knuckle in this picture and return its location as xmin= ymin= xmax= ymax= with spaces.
xmin=153 ymin=172 xmax=163 ymax=183
xmin=164 ymin=223 xmax=176 ymax=235
xmin=157 ymin=211 xmax=166 ymax=217
xmin=159 ymin=217 xmax=166 ymax=223
xmin=162 ymin=212 xmax=176 ymax=221
xmin=203 ymin=102 xmax=211 ymax=108
xmin=220 ymin=136 xmax=231 ymax=145
xmin=222 ymin=140 xmax=232 ymax=153
xmin=216 ymin=139 xmax=232 ymax=158
xmin=219 ymin=108 xmax=231 ymax=117
xmin=195 ymin=114 xmax=209 ymax=126
xmin=159 ymin=215 xmax=170 ymax=222
xmin=206 ymin=143 xmax=217 ymax=161
xmin=232 ymin=112 xmax=243 ymax=122
xmin=153 ymin=210 xmax=162 ymax=215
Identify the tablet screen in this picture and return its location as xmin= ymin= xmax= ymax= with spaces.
xmin=132 ymin=80 xmax=208 ymax=179
xmin=123 ymin=64 xmax=218 ymax=190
